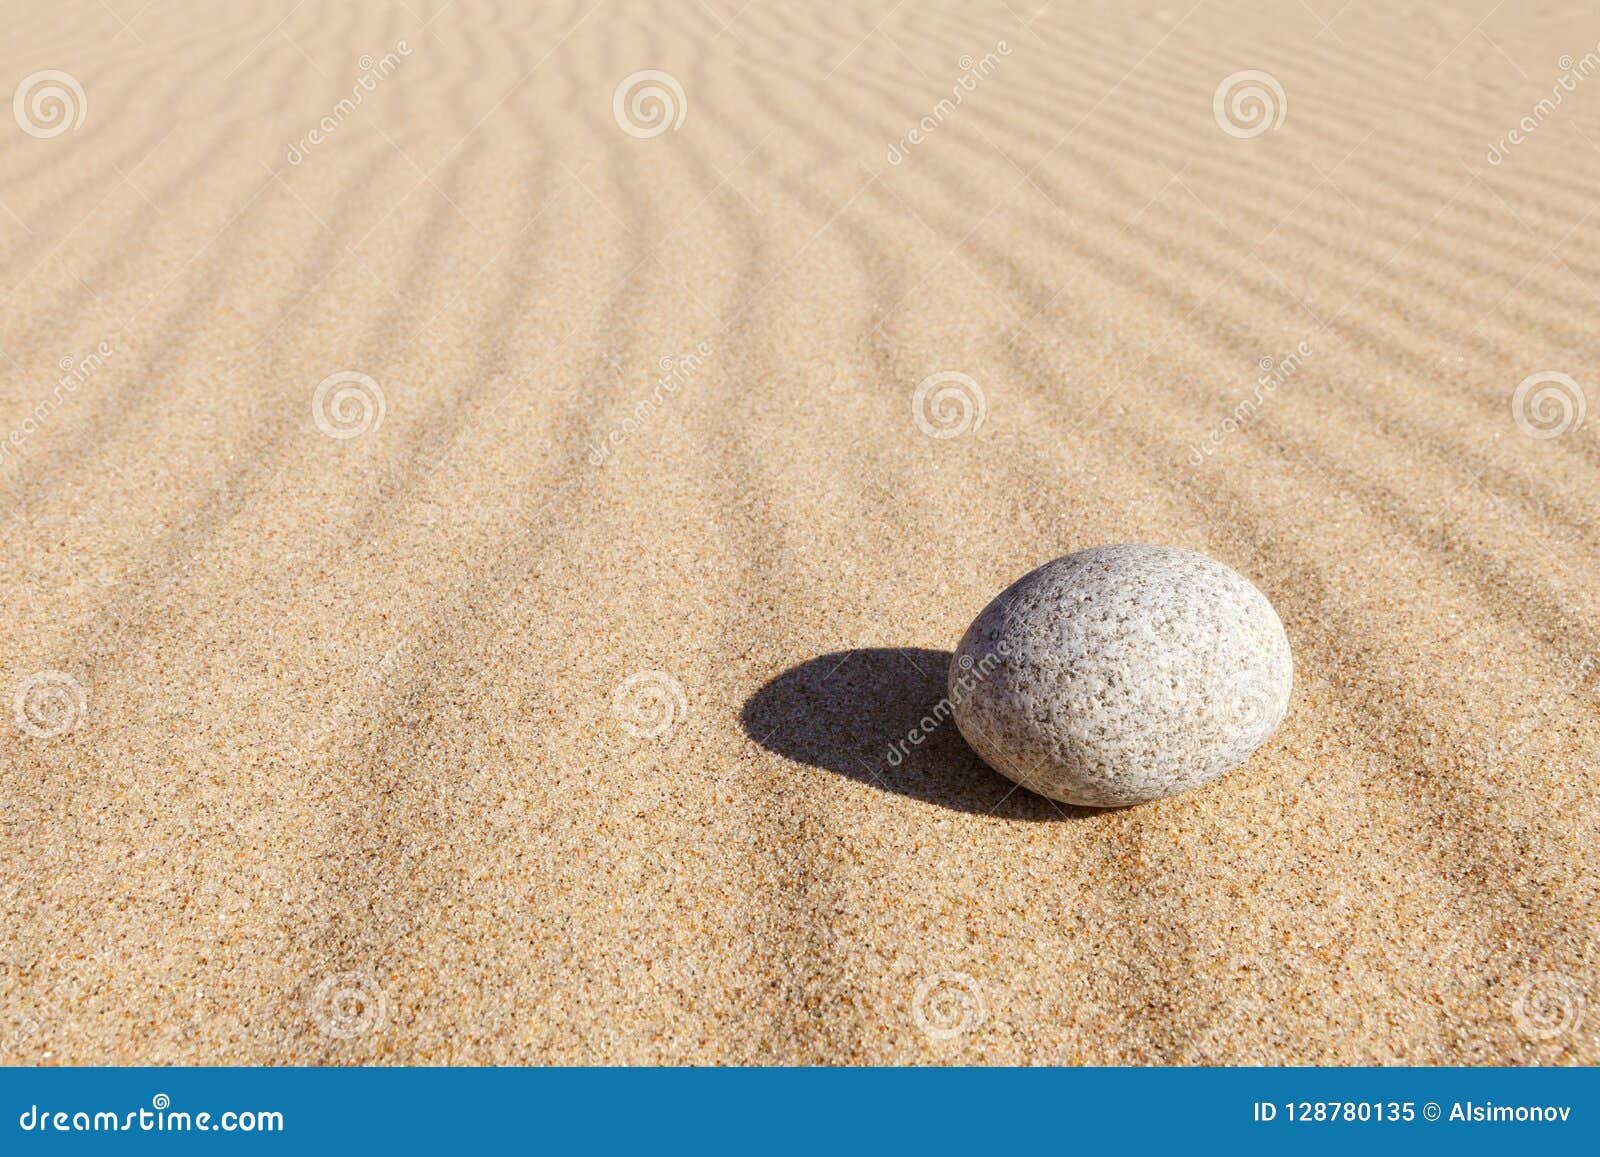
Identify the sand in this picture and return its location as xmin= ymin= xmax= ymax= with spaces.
xmin=1 ymin=0 xmax=1596 ymax=1065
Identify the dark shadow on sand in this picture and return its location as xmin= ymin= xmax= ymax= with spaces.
xmin=740 ymin=648 xmax=1095 ymax=821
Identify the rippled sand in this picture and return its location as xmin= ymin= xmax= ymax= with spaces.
xmin=1 ymin=0 xmax=1595 ymax=1063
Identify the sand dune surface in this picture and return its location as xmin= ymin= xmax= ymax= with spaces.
xmin=1 ymin=0 xmax=1596 ymax=1063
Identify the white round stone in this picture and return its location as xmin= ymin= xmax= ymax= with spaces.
xmin=949 ymin=544 xmax=1292 ymax=807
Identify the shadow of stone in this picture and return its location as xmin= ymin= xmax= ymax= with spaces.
xmin=740 ymin=647 xmax=1093 ymax=821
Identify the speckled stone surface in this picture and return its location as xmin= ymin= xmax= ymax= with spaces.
xmin=950 ymin=545 xmax=1293 ymax=807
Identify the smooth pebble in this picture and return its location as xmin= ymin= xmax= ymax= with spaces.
xmin=949 ymin=544 xmax=1293 ymax=807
